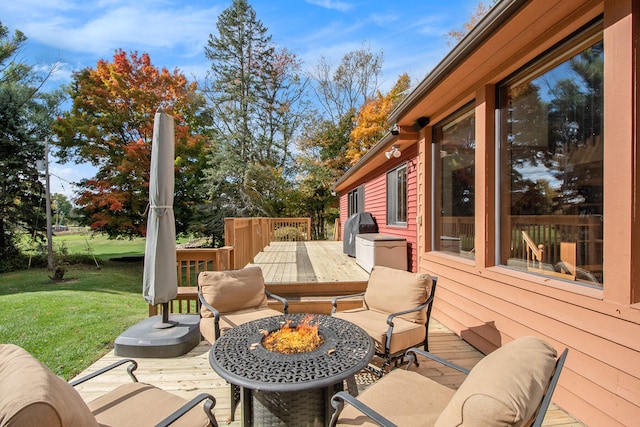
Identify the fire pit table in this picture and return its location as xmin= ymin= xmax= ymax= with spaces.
xmin=209 ymin=313 xmax=374 ymax=426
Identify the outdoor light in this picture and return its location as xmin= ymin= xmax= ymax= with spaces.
xmin=412 ymin=116 xmax=430 ymax=131
xmin=385 ymin=145 xmax=401 ymax=159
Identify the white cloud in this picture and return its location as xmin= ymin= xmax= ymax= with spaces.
xmin=6 ymin=1 xmax=220 ymax=60
xmin=304 ymin=0 xmax=353 ymax=13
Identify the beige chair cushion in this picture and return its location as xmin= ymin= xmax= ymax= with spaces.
xmin=0 ymin=344 xmax=98 ymax=427
xmin=198 ymin=267 xmax=268 ymax=317
xmin=337 ymin=368 xmax=455 ymax=426
xmin=333 ymin=308 xmax=426 ymax=355
xmin=87 ymin=382 xmax=210 ymax=427
xmin=200 ymin=306 xmax=282 ymax=343
xmin=364 ymin=266 xmax=432 ymax=323
xmin=435 ymin=336 xmax=558 ymax=427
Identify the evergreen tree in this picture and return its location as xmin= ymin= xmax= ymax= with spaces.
xmin=201 ymin=0 xmax=307 ymax=240
xmin=0 ymin=22 xmax=61 ymax=271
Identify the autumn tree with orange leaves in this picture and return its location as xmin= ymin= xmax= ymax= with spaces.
xmin=53 ymin=50 xmax=208 ymax=238
xmin=446 ymin=1 xmax=496 ymax=45
xmin=346 ymin=73 xmax=411 ymax=164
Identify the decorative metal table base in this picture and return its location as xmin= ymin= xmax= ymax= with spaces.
xmin=247 ymin=385 xmax=341 ymax=426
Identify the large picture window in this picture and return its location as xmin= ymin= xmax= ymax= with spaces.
xmin=499 ymin=25 xmax=603 ymax=286
xmin=434 ymin=105 xmax=476 ymax=258
xmin=387 ymin=164 xmax=407 ymax=226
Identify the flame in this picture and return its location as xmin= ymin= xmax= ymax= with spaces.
xmin=262 ymin=315 xmax=324 ymax=354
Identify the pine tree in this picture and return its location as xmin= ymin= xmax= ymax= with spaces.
xmin=201 ymin=0 xmax=306 ymax=238
xmin=0 ymin=23 xmax=61 ymax=271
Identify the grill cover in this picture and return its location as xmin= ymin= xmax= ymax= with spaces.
xmin=343 ymin=212 xmax=378 ymax=257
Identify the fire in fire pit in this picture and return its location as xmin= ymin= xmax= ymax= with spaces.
xmin=261 ymin=314 xmax=325 ymax=354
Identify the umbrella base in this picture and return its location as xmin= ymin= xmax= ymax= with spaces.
xmin=114 ymin=314 xmax=200 ymax=358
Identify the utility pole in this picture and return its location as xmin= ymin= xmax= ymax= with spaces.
xmin=45 ymin=138 xmax=53 ymax=271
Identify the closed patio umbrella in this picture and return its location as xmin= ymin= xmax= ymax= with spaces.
xmin=142 ymin=109 xmax=177 ymax=328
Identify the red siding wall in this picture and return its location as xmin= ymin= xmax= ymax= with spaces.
xmin=339 ymin=148 xmax=419 ymax=272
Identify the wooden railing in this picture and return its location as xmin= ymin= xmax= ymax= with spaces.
xmin=225 ymin=217 xmax=311 ymax=269
xmin=148 ymin=247 xmax=235 ymax=316
xmin=441 ymin=214 xmax=602 ymax=280
xmin=509 ymin=215 xmax=602 ymax=274
xmin=149 ymin=217 xmax=312 ymax=317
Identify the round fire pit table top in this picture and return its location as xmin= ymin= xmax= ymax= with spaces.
xmin=209 ymin=313 xmax=374 ymax=392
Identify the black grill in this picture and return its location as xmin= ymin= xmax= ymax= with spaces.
xmin=343 ymin=212 xmax=378 ymax=257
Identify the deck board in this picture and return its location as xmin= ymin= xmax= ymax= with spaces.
xmin=72 ymin=318 xmax=582 ymax=426
xmin=249 ymin=241 xmax=370 ymax=283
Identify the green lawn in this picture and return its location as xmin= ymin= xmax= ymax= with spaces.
xmin=0 ymin=233 xmax=152 ymax=380
xmin=55 ymin=232 xmax=148 ymax=260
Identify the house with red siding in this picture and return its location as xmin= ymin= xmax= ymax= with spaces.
xmin=333 ymin=1 xmax=640 ymax=425
xmin=335 ymin=135 xmax=419 ymax=272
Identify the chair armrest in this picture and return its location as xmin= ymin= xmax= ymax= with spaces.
xmin=197 ymin=288 xmax=222 ymax=339
xmin=265 ymin=290 xmax=289 ymax=314
xmin=404 ymin=347 xmax=470 ymax=375
xmin=69 ymin=359 xmax=138 ymax=387
xmin=156 ymin=393 xmax=218 ymax=427
xmin=331 ymin=292 xmax=365 ymax=314
xmin=385 ymin=299 xmax=430 ymax=326
xmin=329 ymin=390 xmax=397 ymax=427
xmin=382 ymin=291 xmax=435 ymax=354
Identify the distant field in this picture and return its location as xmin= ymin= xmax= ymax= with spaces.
xmin=54 ymin=232 xmax=147 ymax=260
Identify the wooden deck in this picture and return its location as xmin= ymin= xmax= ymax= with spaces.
xmin=72 ymin=318 xmax=583 ymax=426
xmin=248 ymin=241 xmax=370 ymax=283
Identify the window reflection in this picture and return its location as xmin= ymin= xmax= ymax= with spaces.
xmin=434 ymin=106 xmax=476 ymax=258
xmin=500 ymin=38 xmax=604 ymax=286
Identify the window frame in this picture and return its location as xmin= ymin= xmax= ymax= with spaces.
xmin=433 ymin=102 xmax=476 ymax=258
xmin=347 ymin=185 xmax=364 ymax=217
xmin=386 ymin=163 xmax=407 ymax=226
xmin=496 ymin=18 xmax=604 ymax=287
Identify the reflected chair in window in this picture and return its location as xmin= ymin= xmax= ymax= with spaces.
xmin=329 ymin=336 xmax=568 ymax=427
xmin=197 ymin=266 xmax=289 ymax=344
xmin=331 ymin=266 xmax=437 ymax=376
xmin=0 ymin=344 xmax=218 ymax=427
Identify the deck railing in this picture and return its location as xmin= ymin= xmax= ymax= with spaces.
xmin=225 ymin=217 xmax=311 ymax=269
xmin=441 ymin=215 xmax=602 ymax=279
xmin=149 ymin=217 xmax=312 ymax=316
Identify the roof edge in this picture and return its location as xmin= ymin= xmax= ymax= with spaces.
xmin=389 ymin=0 xmax=529 ymax=123
xmin=332 ymin=131 xmax=395 ymax=191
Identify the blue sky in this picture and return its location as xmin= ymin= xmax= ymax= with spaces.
xmin=1 ymin=0 xmax=479 ymax=199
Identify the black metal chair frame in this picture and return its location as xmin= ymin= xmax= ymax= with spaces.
xmin=196 ymin=273 xmax=289 ymax=422
xmin=197 ymin=280 xmax=289 ymax=341
xmin=70 ymin=358 xmax=218 ymax=427
xmin=331 ymin=277 xmax=437 ymax=376
xmin=328 ymin=345 xmax=569 ymax=427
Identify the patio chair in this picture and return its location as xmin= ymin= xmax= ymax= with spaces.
xmin=0 ymin=343 xmax=218 ymax=427
xmin=331 ymin=266 xmax=437 ymax=375
xmin=197 ymin=266 xmax=289 ymax=422
xmin=329 ymin=336 xmax=568 ymax=427
xmin=197 ymin=266 xmax=289 ymax=344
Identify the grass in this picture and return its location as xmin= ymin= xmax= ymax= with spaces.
xmin=55 ymin=232 xmax=148 ymax=261
xmin=0 ymin=233 xmax=151 ymax=380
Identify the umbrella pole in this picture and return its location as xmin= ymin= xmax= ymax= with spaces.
xmin=155 ymin=302 xmax=177 ymax=329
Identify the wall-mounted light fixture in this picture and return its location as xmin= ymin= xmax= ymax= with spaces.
xmin=411 ymin=116 xmax=430 ymax=132
xmin=390 ymin=123 xmax=400 ymax=135
xmin=385 ymin=145 xmax=401 ymax=159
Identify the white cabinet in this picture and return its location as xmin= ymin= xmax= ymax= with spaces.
xmin=355 ymin=234 xmax=408 ymax=273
